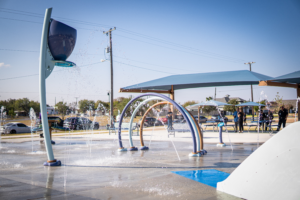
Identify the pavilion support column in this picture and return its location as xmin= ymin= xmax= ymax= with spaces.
xmin=170 ymin=85 xmax=175 ymax=117
xmin=297 ymin=85 xmax=300 ymax=121
xmin=198 ymin=106 xmax=200 ymax=124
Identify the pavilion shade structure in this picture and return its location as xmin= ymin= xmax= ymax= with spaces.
xmin=272 ymin=70 xmax=300 ymax=84
xmin=236 ymin=102 xmax=265 ymax=107
xmin=258 ymin=70 xmax=300 ymax=121
xmin=187 ymin=100 xmax=231 ymax=109
xmin=120 ymin=70 xmax=273 ymax=91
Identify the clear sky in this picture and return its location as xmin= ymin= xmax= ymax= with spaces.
xmin=0 ymin=0 xmax=299 ymax=105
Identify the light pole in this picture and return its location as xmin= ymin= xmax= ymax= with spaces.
xmin=244 ymin=62 xmax=255 ymax=120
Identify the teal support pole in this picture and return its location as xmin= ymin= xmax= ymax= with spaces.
xmin=39 ymin=8 xmax=76 ymax=166
xmin=39 ymin=8 xmax=60 ymax=166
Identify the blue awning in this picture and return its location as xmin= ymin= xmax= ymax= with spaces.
xmin=189 ymin=100 xmax=231 ymax=108
xmin=236 ymin=102 xmax=265 ymax=107
xmin=272 ymin=70 xmax=300 ymax=84
xmin=121 ymin=70 xmax=273 ymax=91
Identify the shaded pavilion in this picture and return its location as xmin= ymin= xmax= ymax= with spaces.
xmin=120 ymin=70 xmax=273 ymax=100
xmin=259 ymin=70 xmax=300 ymax=121
xmin=119 ymin=70 xmax=273 ymax=119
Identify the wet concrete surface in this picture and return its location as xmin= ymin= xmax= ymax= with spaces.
xmin=0 ymin=137 xmax=259 ymax=199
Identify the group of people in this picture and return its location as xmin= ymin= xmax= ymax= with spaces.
xmin=233 ymin=105 xmax=288 ymax=133
xmin=166 ymin=106 xmax=289 ymax=133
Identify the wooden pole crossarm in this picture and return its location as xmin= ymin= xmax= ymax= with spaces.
xmin=259 ymin=81 xmax=299 ymax=88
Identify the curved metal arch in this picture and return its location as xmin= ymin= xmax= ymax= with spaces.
xmin=186 ymin=109 xmax=204 ymax=152
xmin=117 ymin=93 xmax=198 ymax=154
xmin=127 ymin=97 xmax=204 ymax=153
xmin=139 ymin=101 xmax=171 ymax=147
xmin=138 ymin=102 xmax=204 ymax=153
xmin=128 ymin=97 xmax=164 ymax=147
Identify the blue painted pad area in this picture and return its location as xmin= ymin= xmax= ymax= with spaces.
xmin=171 ymin=169 xmax=229 ymax=188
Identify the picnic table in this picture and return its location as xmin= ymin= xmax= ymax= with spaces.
xmin=202 ymin=119 xmax=233 ymax=132
xmin=244 ymin=120 xmax=275 ymax=133
xmin=108 ymin=122 xmax=139 ymax=135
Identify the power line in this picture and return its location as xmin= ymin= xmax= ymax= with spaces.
xmin=0 ymin=48 xmax=38 ymax=52
xmin=114 ymin=34 xmax=242 ymax=63
xmin=0 ymin=47 xmax=183 ymax=75
xmin=0 ymin=91 xmax=108 ymax=96
xmin=0 ymin=48 xmax=201 ymax=73
xmin=117 ymin=28 xmax=245 ymax=62
xmin=114 ymin=55 xmax=201 ymax=73
xmin=0 ymin=62 xmax=103 ymax=81
xmin=0 ymin=16 xmax=100 ymax=31
xmin=0 ymin=73 xmax=39 ymax=81
xmin=0 ymin=8 xmax=112 ymax=28
xmin=114 ymin=60 xmax=177 ymax=75
xmin=0 ymin=7 xmax=245 ymax=63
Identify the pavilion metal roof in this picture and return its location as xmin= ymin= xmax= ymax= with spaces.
xmin=121 ymin=70 xmax=273 ymax=91
xmin=272 ymin=70 xmax=300 ymax=84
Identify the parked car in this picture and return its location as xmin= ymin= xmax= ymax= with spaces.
xmin=138 ymin=117 xmax=163 ymax=127
xmin=0 ymin=122 xmax=31 ymax=134
xmin=173 ymin=119 xmax=184 ymax=124
xmin=211 ymin=115 xmax=221 ymax=120
xmin=175 ymin=116 xmax=207 ymax=123
xmin=63 ymin=117 xmax=99 ymax=130
xmin=175 ymin=115 xmax=184 ymax=120
xmin=137 ymin=118 xmax=150 ymax=127
xmin=158 ymin=117 xmax=167 ymax=124
xmin=36 ymin=116 xmax=64 ymax=127
xmin=193 ymin=115 xmax=208 ymax=123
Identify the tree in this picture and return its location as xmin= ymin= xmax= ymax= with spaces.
xmin=55 ymin=101 xmax=69 ymax=120
xmin=8 ymin=109 xmax=15 ymax=118
xmin=253 ymin=100 xmax=266 ymax=113
xmin=79 ymin=99 xmax=95 ymax=113
xmin=0 ymin=99 xmax=16 ymax=118
xmin=95 ymin=100 xmax=109 ymax=111
xmin=29 ymin=100 xmax=40 ymax=114
xmin=206 ymin=96 xmax=213 ymax=101
xmin=274 ymin=92 xmax=283 ymax=113
xmin=182 ymin=100 xmax=198 ymax=108
xmin=223 ymin=99 xmax=239 ymax=112
xmin=68 ymin=102 xmax=77 ymax=114
xmin=286 ymin=104 xmax=293 ymax=111
xmin=14 ymin=98 xmax=30 ymax=115
xmin=202 ymin=96 xmax=216 ymax=115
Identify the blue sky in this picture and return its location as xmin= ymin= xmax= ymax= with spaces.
xmin=0 ymin=0 xmax=299 ymax=105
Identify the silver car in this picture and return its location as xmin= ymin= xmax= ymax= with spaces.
xmin=0 ymin=122 xmax=31 ymax=134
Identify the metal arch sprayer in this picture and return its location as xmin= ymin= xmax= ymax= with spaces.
xmin=117 ymin=93 xmax=199 ymax=156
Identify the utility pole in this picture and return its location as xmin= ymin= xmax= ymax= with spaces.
xmin=103 ymin=27 xmax=116 ymax=126
xmin=245 ymin=62 xmax=255 ymax=120
xmin=75 ymin=97 xmax=79 ymax=114
xmin=75 ymin=97 xmax=79 ymax=105
xmin=214 ymin=87 xmax=216 ymax=100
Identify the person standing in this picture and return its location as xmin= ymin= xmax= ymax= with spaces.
xmin=265 ymin=110 xmax=274 ymax=131
xmin=259 ymin=110 xmax=267 ymax=130
xmin=233 ymin=107 xmax=239 ymax=132
xmin=166 ymin=109 xmax=173 ymax=130
xmin=277 ymin=105 xmax=288 ymax=131
xmin=238 ymin=107 xmax=244 ymax=133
